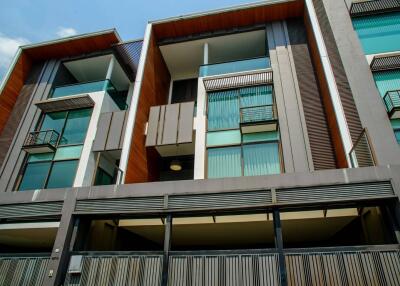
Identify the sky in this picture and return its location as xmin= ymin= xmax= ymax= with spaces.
xmin=0 ymin=0 xmax=254 ymax=80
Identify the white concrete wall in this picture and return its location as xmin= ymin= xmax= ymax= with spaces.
xmin=73 ymin=90 xmax=119 ymax=187
xmin=193 ymin=78 xmax=207 ymax=179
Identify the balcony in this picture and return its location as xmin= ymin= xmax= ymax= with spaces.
xmin=199 ymin=57 xmax=271 ymax=77
xmin=50 ymin=80 xmax=128 ymax=110
xmin=240 ymin=104 xmax=278 ymax=133
xmin=22 ymin=130 xmax=59 ymax=153
xmin=383 ymin=89 xmax=400 ymax=119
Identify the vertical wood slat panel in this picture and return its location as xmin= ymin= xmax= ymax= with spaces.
xmin=285 ymin=250 xmax=400 ymax=286
xmin=168 ymin=253 xmax=280 ymax=286
xmin=286 ymin=18 xmax=337 ymax=170
xmin=0 ymin=256 xmax=49 ymax=286
xmin=64 ymin=255 xmax=163 ymax=286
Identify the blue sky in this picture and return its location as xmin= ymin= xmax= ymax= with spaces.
xmin=0 ymin=0 xmax=253 ymax=80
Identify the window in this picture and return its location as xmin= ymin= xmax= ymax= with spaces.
xmin=206 ymin=85 xmax=280 ymax=179
xmin=94 ymin=168 xmax=114 ymax=186
xmin=373 ymin=70 xmax=400 ymax=97
xmin=392 ymin=119 xmax=400 ymax=144
xmin=207 ymin=131 xmax=281 ymax=179
xmin=18 ymin=108 xmax=92 ymax=191
xmin=352 ymin=12 xmax=400 ymax=55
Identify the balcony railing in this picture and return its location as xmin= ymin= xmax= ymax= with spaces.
xmin=383 ymin=89 xmax=400 ymax=119
xmin=349 ymin=128 xmax=376 ymax=168
xmin=22 ymin=130 xmax=60 ymax=153
xmin=50 ymin=80 xmax=128 ymax=110
xmin=240 ymin=104 xmax=278 ymax=133
xmin=199 ymin=56 xmax=271 ymax=77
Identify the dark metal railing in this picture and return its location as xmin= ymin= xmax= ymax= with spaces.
xmin=349 ymin=128 xmax=376 ymax=168
xmin=383 ymin=89 xmax=400 ymax=114
xmin=240 ymin=104 xmax=276 ymax=124
xmin=23 ymin=130 xmax=60 ymax=148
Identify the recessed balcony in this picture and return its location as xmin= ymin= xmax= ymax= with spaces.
xmin=199 ymin=56 xmax=271 ymax=77
xmin=240 ymin=104 xmax=278 ymax=133
xmin=383 ymin=89 xmax=400 ymax=119
xmin=22 ymin=130 xmax=60 ymax=153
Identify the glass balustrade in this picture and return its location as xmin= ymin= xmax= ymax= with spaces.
xmin=199 ymin=57 xmax=271 ymax=77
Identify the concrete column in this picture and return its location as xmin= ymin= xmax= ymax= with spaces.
xmin=318 ymin=0 xmax=400 ymax=165
xmin=266 ymin=22 xmax=310 ymax=173
xmin=203 ymin=43 xmax=209 ymax=65
xmin=194 ymin=78 xmax=207 ymax=179
xmin=43 ymin=188 xmax=77 ymax=286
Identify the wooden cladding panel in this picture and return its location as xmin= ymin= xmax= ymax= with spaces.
xmin=286 ymin=18 xmax=337 ymax=170
xmin=312 ymin=0 xmax=364 ymax=145
xmin=153 ymin=0 xmax=304 ymax=41
xmin=125 ymin=33 xmax=171 ymax=183
xmin=0 ymin=62 xmax=43 ymax=168
xmin=24 ymin=32 xmax=119 ymax=61
xmin=304 ymin=13 xmax=348 ymax=168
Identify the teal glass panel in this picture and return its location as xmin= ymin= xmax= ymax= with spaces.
xmin=352 ymin=12 xmax=400 ymax=55
xmin=51 ymin=80 xmax=107 ymax=98
xmin=208 ymin=146 xmax=242 ymax=178
xmin=18 ymin=162 xmax=51 ymax=191
xmin=106 ymin=81 xmax=128 ymax=110
xmin=94 ymin=168 xmax=114 ymax=186
xmin=54 ymin=145 xmax=83 ymax=160
xmin=391 ymin=119 xmax=400 ymax=129
xmin=394 ymin=129 xmax=400 ymax=144
xmin=40 ymin=111 xmax=67 ymax=134
xmin=59 ymin=109 xmax=92 ymax=145
xmin=27 ymin=153 xmax=54 ymax=163
xmin=373 ymin=70 xmax=400 ymax=97
xmin=243 ymin=143 xmax=280 ymax=176
xmin=46 ymin=160 xmax=78 ymax=189
xmin=206 ymin=130 xmax=241 ymax=147
xmin=208 ymin=90 xmax=239 ymax=130
xmin=199 ymin=57 xmax=270 ymax=77
xmin=242 ymin=131 xmax=279 ymax=143
xmin=240 ymin=85 xmax=273 ymax=107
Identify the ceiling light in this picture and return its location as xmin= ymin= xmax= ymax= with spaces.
xmin=170 ymin=160 xmax=182 ymax=171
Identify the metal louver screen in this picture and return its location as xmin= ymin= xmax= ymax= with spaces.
xmin=203 ymin=71 xmax=273 ymax=91
xmin=74 ymin=196 xmax=164 ymax=214
xmin=64 ymin=255 xmax=162 ymax=286
xmin=350 ymin=0 xmax=400 ymax=17
xmin=285 ymin=249 xmax=400 ymax=286
xmin=168 ymin=190 xmax=272 ymax=210
xmin=0 ymin=201 xmax=63 ymax=219
xmin=113 ymin=40 xmax=143 ymax=81
xmin=371 ymin=55 xmax=400 ymax=71
xmin=0 ymin=256 xmax=50 ymax=286
xmin=168 ymin=253 xmax=280 ymax=286
xmin=276 ymin=181 xmax=394 ymax=204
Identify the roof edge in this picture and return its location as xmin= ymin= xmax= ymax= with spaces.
xmin=149 ymin=0 xmax=297 ymax=24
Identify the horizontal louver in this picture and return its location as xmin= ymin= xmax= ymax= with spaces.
xmin=168 ymin=190 xmax=272 ymax=210
xmin=0 ymin=201 xmax=63 ymax=219
xmin=75 ymin=196 xmax=164 ymax=213
xmin=371 ymin=54 xmax=400 ymax=71
xmin=350 ymin=0 xmax=400 ymax=17
xmin=276 ymin=181 xmax=394 ymax=204
xmin=203 ymin=71 xmax=273 ymax=91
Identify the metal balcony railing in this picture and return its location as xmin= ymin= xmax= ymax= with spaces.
xmin=23 ymin=130 xmax=60 ymax=151
xmin=240 ymin=104 xmax=276 ymax=124
xmin=383 ymin=89 xmax=400 ymax=118
xmin=349 ymin=128 xmax=376 ymax=168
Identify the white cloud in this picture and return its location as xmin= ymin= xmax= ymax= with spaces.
xmin=56 ymin=27 xmax=78 ymax=38
xmin=0 ymin=33 xmax=29 ymax=70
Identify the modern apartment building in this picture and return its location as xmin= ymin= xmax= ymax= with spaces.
xmin=0 ymin=0 xmax=399 ymax=285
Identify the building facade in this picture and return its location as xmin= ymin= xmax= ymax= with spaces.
xmin=0 ymin=0 xmax=399 ymax=285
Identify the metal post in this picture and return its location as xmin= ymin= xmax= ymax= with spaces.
xmin=161 ymin=215 xmax=172 ymax=286
xmin=273 ymin=209 xmax=287 ymax=286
